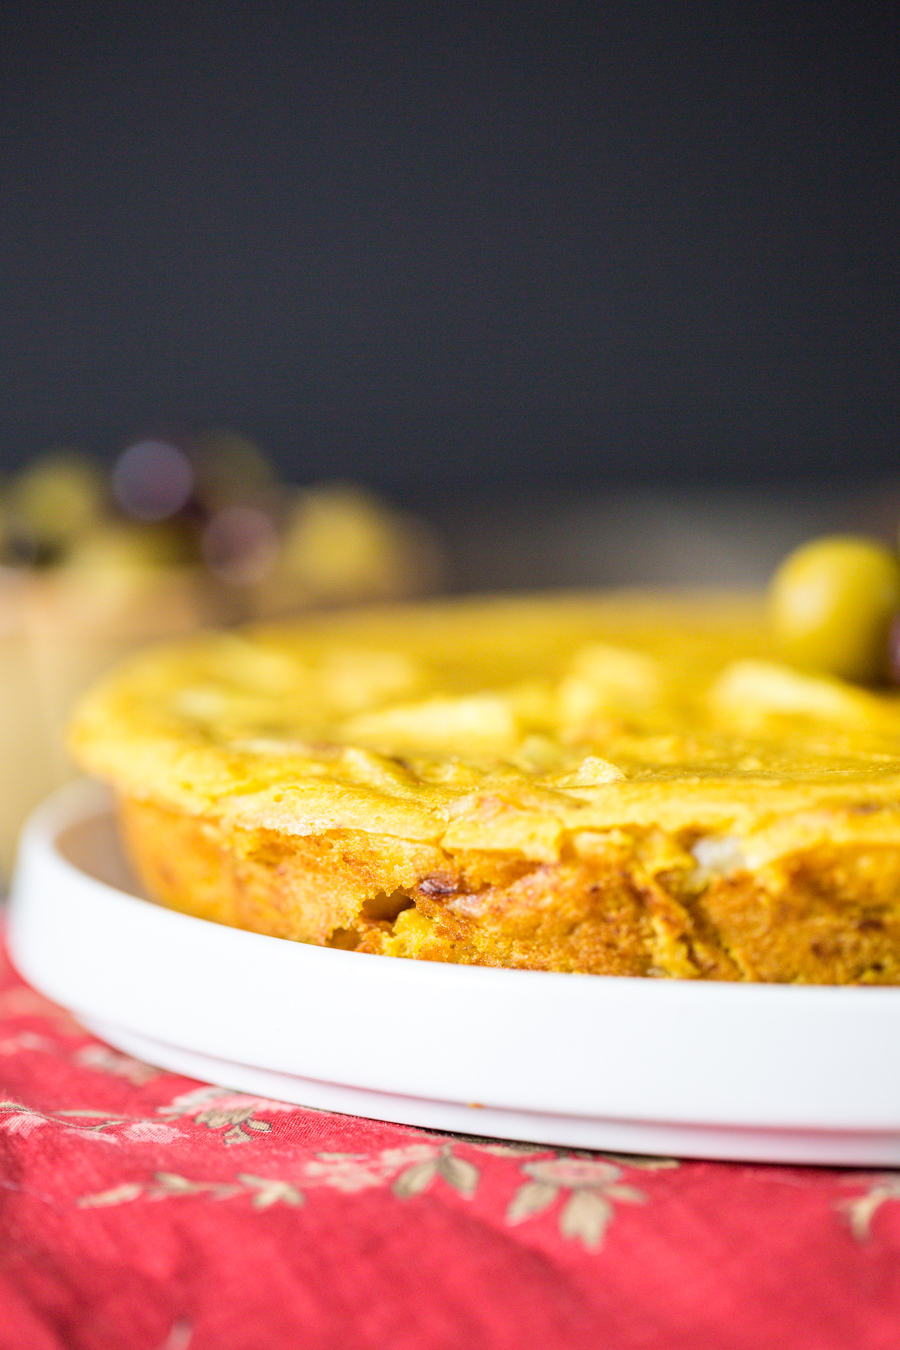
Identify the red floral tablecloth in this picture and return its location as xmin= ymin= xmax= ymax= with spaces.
xmin=2 ymin=932 xmax=900 ymax=1350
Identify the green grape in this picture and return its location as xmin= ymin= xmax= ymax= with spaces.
xmin=769 ymin=535 xmax=900 ymax=683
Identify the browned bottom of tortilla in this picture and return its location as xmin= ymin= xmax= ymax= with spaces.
xmin=118 ymin=794 xmax=900 ymax=983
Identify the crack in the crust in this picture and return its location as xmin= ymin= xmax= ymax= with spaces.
xmin=639 ymin=866 xmax=743 ymax=981
xmin=360 ymin=889 xmax=416 ymax=923
xmin=329 ymin=927 xmax=361 ymax=950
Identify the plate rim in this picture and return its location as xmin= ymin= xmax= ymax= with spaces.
xmin=10 ymin=778 xmax=900 ymax=1164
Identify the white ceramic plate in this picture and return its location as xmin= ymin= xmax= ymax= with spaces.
xmin=9 ymin=779 xmax=900 ymax=1166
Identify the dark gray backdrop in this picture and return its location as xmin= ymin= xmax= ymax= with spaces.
xmin=1 ymin=0 xmax=897 ymax=497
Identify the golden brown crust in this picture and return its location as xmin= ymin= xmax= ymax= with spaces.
xmin=119 ymin=794 xmax=900 ymax=983
xmin=696 ymin=849 xmax=900 ymax=983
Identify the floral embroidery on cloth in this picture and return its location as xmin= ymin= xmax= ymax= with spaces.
xmin=1 ymin=933 xmax=900 ymax=1349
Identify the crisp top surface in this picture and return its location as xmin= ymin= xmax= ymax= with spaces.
xmin=68 ymin=591 xmax=900 ymax=865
